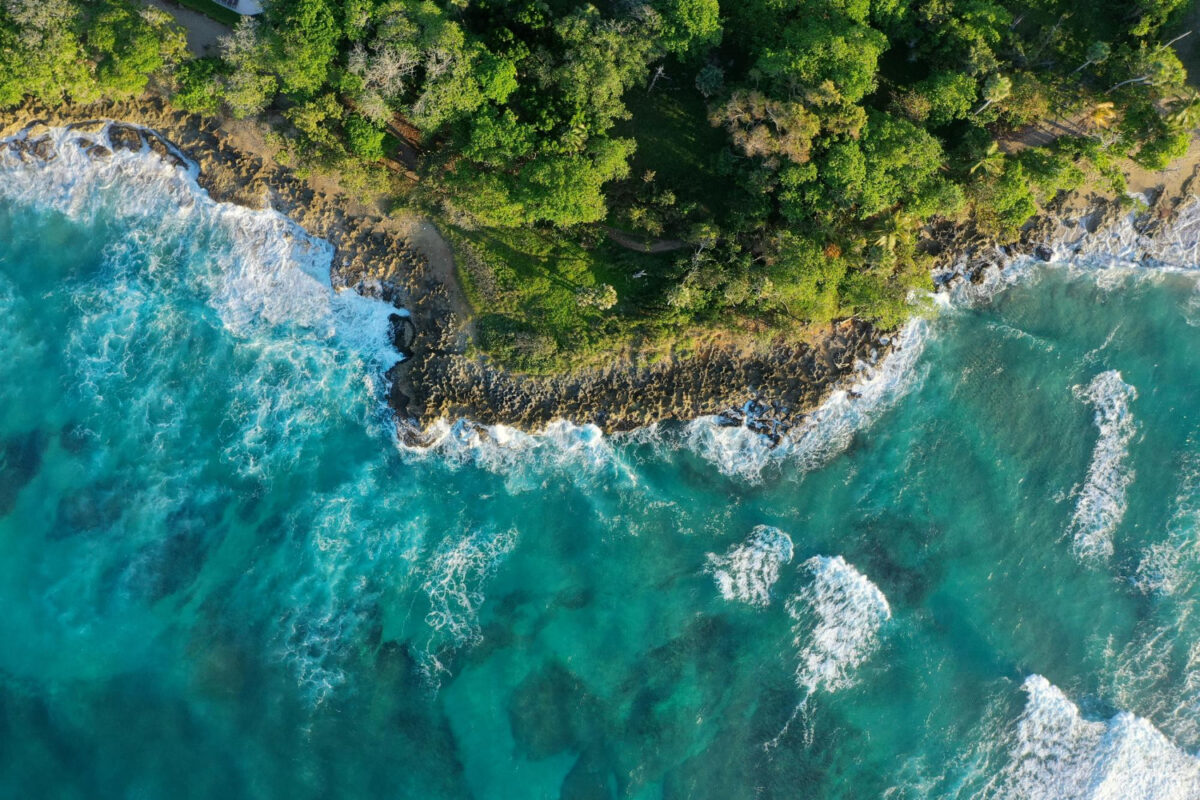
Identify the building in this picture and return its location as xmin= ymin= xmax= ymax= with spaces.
xmin=210 ymin=0 xmax=264 ymax=15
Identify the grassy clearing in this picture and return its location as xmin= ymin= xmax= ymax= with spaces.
xmin=447 ymin=225 xmax=691 ymax=374
xmin=616 ymin=85 xmax=737 ymax=225
xmin=448 ymin=225 xmax=626 ymax=373
xmin=170 ymin=0 xmax=241 ymax=28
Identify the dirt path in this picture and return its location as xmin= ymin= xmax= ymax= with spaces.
xmin=604 ymin=226 xmax=689 ymax=253
xmin=145 ymin=0 xmax=229 ymax=57
xmin=393 ymin=215 xmax=474 ymax=327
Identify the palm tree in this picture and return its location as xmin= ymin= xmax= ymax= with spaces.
xmin=970 ymin=142 xmax=1005 ymax=176
xmin=871 ymin=215 xmax=913 ymax=254
xmin=973 ymin=74 xmax=1013 ymax=116
xmin=1167 ymin=90 xmax=1200 ymax=130
xmin=1084 ymin=101 xmax=1118 ymax=130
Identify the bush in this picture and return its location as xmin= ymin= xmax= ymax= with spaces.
xmin=344 ymin=113 xmax=385 ymax=161
xmin=173 ymin=58 xmax=223 ymax=114
xmin=970 ymin=162 xmax=1038 ymax=240
xmin=1134 ymin=129 xmax=1190 ymax=171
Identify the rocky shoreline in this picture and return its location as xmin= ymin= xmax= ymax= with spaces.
xmin=2 ymin=96 xmax=1197 ymax=444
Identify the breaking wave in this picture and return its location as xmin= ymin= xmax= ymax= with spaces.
xmin=398 ymin=418 xmax=637 ymax=492
xmin=684 ymin=317 xmax=932 ymax=482
xmin=0 ymin=123 xmax=403 ymax=368
xmin=788 ymin=555 xmax=892 ymax=695
xmin=1068 ymin=371 xmax=1138 ymax=560
xmin=985 ymin=675 xmax=1200 ymax=800
xmin=766 ymin=555 xmax=891 ymax=749
xmin=705 ymin=525 xmax=794 ymax=607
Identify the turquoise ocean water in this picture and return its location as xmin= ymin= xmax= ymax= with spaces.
xmin=3 ymin=128 xmax=1200 ymax=799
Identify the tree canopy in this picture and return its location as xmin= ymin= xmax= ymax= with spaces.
xmin=0 ymin=0 xmax=1195 ymax=370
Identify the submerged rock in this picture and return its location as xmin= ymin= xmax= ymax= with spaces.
xmin=561 ymin=747 xmax=614 ymax=800
xmin=508 ymin=661 xmax=605 ymax=761
xmin=0 ymin=429 xmax=47 ymax=516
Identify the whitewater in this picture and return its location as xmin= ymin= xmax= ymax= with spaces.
xmin=3 ymin=126 xmax=1200 ymax=799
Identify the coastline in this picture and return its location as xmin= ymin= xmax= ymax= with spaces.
xmin=3 ymin=96 xmax=1198 ymax=441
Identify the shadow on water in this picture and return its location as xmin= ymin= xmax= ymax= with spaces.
xmin=53 ymin=479 xmax=125 ymax=540
xmin=509 ymin=661 xmax=607 ymax=761
xmin=0 ymin=429 xmax=46 ymax=516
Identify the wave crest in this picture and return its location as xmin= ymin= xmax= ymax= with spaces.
xmin=788 ymin=555 xmax=891 ymax=694
xmin=705 ymin=525 xmax=794 ymax=607
xmin=399 ymin=418 xmax=637 ymax=493
xmin=988 ymin=675 xmax=1200 ymax=800
xmin=0 ymin=123 xmax=403 ymax=368
xmin=685 ymin=318 xmax=931 ymax=482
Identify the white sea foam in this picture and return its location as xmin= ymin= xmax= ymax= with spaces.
xmin=788 ymin=555 xmax=891 ymax=694
xmin=705 ymin=525 xmax=794 ymax=607
xmin=1056 ymin=198 xmax=1200 ymax=270
xmin=766 ymin=555 xmax=891 ymax=749
xmin=1101 ymin=624 xmax=1200 ymax=752
xmin=685 ymin=317 xmax=931 ymax=482
xmin=1067 ymin=371 xmax=1138 ymax=560
xmin=985 ymin=675 xmax=1200 ymax=800
xmin=399 ymin=417 xmax=637 ymax=492
xmin=0 ymin=124 xmax=416 ymax=705
xmin=0 ymin=124 xmax=403 ymax=368
xmin=939 ymin=251 xmax=1041 ymax=308
xmin=418 ymin=526 xmax=517 ymax=686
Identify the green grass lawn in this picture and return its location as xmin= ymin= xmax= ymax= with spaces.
xmin=168 ymin=0 xmax=241 ymax=28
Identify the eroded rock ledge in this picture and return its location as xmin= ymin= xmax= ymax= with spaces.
xmin=1 ymin=98 xmax=895 ymax=439
xmin=7 ymin=97 xmax=1193 ymax=442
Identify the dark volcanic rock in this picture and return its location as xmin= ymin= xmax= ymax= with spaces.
xmin=145 ymin=132 xmax=187 ymax=170
xmin=107 ymin=123 xmax=144 ymax=152
xmin=400 ymin=317 xmax=884 ymax=433
xmin=29 ymin=136 xmax=55 ymax=161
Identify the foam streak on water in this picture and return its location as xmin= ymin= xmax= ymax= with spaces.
xmin=1068 ymin=371 xmax=1138 ymax=560
xmin=418 ymin=526 xmax=517 ymax=685
xmin=1136 ymin=450 xmax=1200 ymax=596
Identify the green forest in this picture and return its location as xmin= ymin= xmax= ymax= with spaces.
xmin=1 ymin=0 xmax=1196 ymax=372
